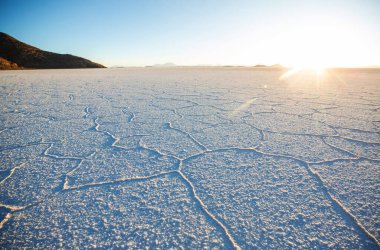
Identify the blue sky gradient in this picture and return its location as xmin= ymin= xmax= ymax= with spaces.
xmin=1 ymin=0 xmax=379 ymax=67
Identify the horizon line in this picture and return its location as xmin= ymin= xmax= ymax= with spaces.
xmin=108 ymin=64 xmax=380 ymax=69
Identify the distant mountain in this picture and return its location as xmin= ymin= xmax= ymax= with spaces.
xmin=0 ymin=32 xmax=105 ymax=69
xmin=254 ymin=64 xmax=284 ymax=68
xmin=150 ymin=62 xmax=176 ymax=68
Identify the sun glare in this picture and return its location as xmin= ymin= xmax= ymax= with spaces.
xmin=268 ymin=16 xmax=374 ymax=70
xmin=275 ymin=20 xmax=358 ymax=80
xmin=279 ymin=66 xmax=326 ymax=81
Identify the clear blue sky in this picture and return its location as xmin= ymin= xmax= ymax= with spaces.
xmin=1 ymin=0 xmax=379 ymax=67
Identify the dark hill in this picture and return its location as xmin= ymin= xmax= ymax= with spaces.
xmin=0 ymin=57 xmax=23 ymax=70
xmin=0 ymin=32 xmax=105 ymax=69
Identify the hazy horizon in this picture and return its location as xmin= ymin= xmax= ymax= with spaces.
xmin=1 ymin=0 xmax=380 ymax=68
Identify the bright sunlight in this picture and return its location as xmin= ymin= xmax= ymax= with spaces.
xmin=271 ymin=18 xmax=374 ymax=69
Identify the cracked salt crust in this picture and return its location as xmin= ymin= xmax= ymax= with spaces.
xmin=0 ymin=68 xmax=379 ymax=249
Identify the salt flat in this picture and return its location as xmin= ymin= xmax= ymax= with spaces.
xmin=0 ymin=68 xmax=379 ymax=249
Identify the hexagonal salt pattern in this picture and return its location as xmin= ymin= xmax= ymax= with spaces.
xmin=310 ymin=159 xmax=380 ymax=240
xmin=0 ymin=175 xmax=232 ymax=249
xmin=0 ymin=68 xmax=379 ymax=249
xmin=181 ymin=149 xmax=377 ymax=249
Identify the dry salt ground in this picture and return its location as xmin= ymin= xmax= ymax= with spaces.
xmin=0 ymin=68 xmax=379 ymax=249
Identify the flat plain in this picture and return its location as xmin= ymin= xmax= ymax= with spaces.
xmin=0 ymin=68 xmax=379 ymax=249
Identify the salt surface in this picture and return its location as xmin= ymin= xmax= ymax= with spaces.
xmin=0 ymin=68 xmax=379 ymax=248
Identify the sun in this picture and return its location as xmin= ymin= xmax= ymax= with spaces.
xmin=292 ymin=61 xmax=327 ymax=75
xmin=282 ymin=38 xmax=332 ymax=71
xmin=298 ymin=63 xmax=327 ymax=76
xmin=313 ymin=66 xmax=326 ymax=76
xmin=269 ymin=17 xmax=374 ymax=70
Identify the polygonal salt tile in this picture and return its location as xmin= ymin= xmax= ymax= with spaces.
xmin=324 ymin=137 xmax=380 ymax=160
xmin=245 ymin=112 xmax=336 ymax=135
xmin=258 ymin=132 xmax=354 ymax=162
xmin=177 ymin=105 xmax=222 ymax=117
xmin=335 ymin=128 xmax=380 ymax=144
xmin=192 ymin=123 xmax=261 ymax=150
xmin=0 ymin=144 xmax=48 ymax=171
xmin=47 ymin=130 xmax=109 ymax=158
xmin=307 ymin=113 xmax=378 ymax=132
xmin=171 ymin=115 xmax=227 ymax=134
xmin=323 ymin=107 xmax=379 ymax=122
xmin=140 ymin=127 xmax=205 ymax=159
xmin=65 ymin=147 xmax=179 ymax=188
xmin=273 ymin=103 xmax=316 ymax=115
xmin=0 ymin=157 xmax=78 ymax=206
